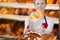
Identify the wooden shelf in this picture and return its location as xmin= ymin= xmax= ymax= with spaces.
xmin=0 ymin=3 xmax=59 ymax=10
xmin=52 ymin=18 xmax=59 ymax=24
xmin=0 ymin=35 xmax=18 ymax=39
xmin=0 ymin=14 xmax=59 ymax=24
xmin=0 ymin=14 xmax=29 ymax=21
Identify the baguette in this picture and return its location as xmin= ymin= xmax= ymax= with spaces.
xmin=48 ymin=11 xmax=56 ymax=16
xmin=47 ymin=0 xmax=55 ymax=4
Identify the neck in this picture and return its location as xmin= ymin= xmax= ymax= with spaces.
xmin=41 ymin=10 xmax=45 ymax=18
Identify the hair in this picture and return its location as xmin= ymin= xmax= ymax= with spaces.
xmin=34 ymin=0 xmax=47 ymax=4
xmin=45 ymin=0 xmax=47 ymax=4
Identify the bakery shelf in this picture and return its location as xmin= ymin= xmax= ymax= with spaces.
xmin=0 ymin=14 xmax=59 ymax=24
xmin=0 ymin=14 xmax=29 ymax=21
xmin=0 ymin=3 xmax=59 ymax=10
xmin=0 ymin=35 xmax=18 ymax=39
xmin=52 ymin=18 xmax=59 ymax=24
xmin=0 ymin=14 xmax=30 ymax=34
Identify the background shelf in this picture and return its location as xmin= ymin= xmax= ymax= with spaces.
xmin=0 ymin=3 xmax=59 ymax=10
xmin=0 ymin=14 xmax=29 ymax=21
xmin=0 ymin=14 xmax=59 ymax=24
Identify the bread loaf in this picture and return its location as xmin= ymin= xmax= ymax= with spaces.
xmin=48 ymin=11 xmax=56 ymax=16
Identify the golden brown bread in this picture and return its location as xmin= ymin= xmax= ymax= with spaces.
xmin=7 ymin=0 xmax=17 ymax=2
xmin=41 ymin=34 xmax=49 ymax=40
xmin=48 ymin=11 xmax=56 ymax=16
xmin=0 ymin=24 xmax=7 ymax=29
xmin=0 ymin=0 xmax=2 ymax=2
xmin=0 ymin=7 xmax=8 ymax=14
xmin=24 ymin=33 xmax=41 ymax=40
xmin=15 ymin=8 xmax=21 ymax=15
xmin=46 ymin=0 xmax=51 ymax=4
xmin=3 ymin=0 xmax=8 ymax=2
xmin=16 ymin=26 xmax=24 ymax=35
xmin=47 ymin=37 xmax=54 ymax=40
xmin=18 ymin=35 xmax=24 ymax=40
xmin=8 ymin=8 xmax=15 ymax=14
xmin=49 ymin=32 xmax=55 ymax=38
xmin=35 ymin=10 xmax=42 ymax=18
xmin=56 ymin=0 xmax=59 ymax=4
xmin=47 ymin=0 xmax=56 ymax=4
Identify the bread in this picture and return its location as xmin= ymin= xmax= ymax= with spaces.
xmin=45 ymin=11 xmax=49 ymax=16
xmin=0 ymin=24 xmax=7 ymax=29
xmin=13 ymin=0 xmax=17 ymax=2
xmin=0 ymin=7 xmax=16 ymax=14
xmin=30 ymin=16 xmax=37 ymax=20
xmin=35 ymin=10 xmax=42 ymax=18
xmin=7 ymin=0 xmax=17 ymax=2
xmin=15 ymin=8 xmax=21 ymax=15
xmin=0 ymin=29 xmax=6 ymax=35
xmin=3 ymin=0 xmax=8 ymax=2
xmin=49 ymin=32 xmax=55 ymax=38
xmin=46 ymin=0 xmax=51 ymax=4
xmin=8 ymin=0 xmax=13 ymax=2
xmin=56 ymin=0 xmax=59 ymax=4
xmin=41 ymin=34 xmax=49 ymax=40
xmin=18 ymin=35 xmax=23 ymax=40
xmin=3 ymin=10 xmax=8 ymax=14
xmin=0 ymin=0 xmax=2 ymax=2
xmin=47 ymin=0 xmax=55 ymax=4
xmin=9 ymin=32 xmax=15 ymax=36
xmin=47 ymin=37 xmax=54 ymax=40
xmin=48 ymin=11 xmax=56 ymax=16
xmin=8 ymin=8 xmax=15 ymax=14
xmin=16 ymin=26 xmax=24 ymax=35
xmin=0 ymin=7 xmax=8 ymax=14
xmin=17 ymin=0 xmax=21 ymax=3
xmin=24 ymin=33 xmax=41 ymax=40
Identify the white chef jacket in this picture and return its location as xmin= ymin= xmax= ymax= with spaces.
xmin=24 ymin=12 xmax=54 ymax=35
xmin=24 ymin=16 xmax=54 ymax=35
xmin=31 ymin=16 xmax=54 ymax=34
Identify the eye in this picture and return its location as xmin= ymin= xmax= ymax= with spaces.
xmin=37 ymin=3 xmax=39 ymax=5
xmin=41 ymin=3 xmax=44 ymax=5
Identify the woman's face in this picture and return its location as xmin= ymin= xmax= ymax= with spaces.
xmin=35 ymin=0 xmax=46 ymax=12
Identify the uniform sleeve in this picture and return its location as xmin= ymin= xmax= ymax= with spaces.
xmin=44 ymin=17 xmax=54 ymax=34
xmin=23 ymin=22 xmax=34 ymax=34
xmin=23 ymin=17 xmax=34 ymax=34
xmin=30 ymin=12 xmax=35 ymax=16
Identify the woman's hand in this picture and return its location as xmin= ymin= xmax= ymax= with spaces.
xmin=18 ymin=35 xmax=23 ymax=40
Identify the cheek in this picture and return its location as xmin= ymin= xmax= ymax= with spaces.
xmin=35 ymin=5 xmax=39 ymax=9
xmin=35 ymin=5 xmax=46 ymax=8
xmin=35 ymin=5 xmax=46 ymax=11
xmin=41 ymin=5 xmax=46 ymax=8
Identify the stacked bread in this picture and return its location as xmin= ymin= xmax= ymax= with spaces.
xmin=0 ymin=0 xmax=17 ymax=3
xmin=45 ymin=10 xmax=58 ymax=18
xmin=0 ymin=0 xmax=59 ymax=4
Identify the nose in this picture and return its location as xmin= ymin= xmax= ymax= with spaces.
xmin=38 ymin=4 xmax=41 ymax=8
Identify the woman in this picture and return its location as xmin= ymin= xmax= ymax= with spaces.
xmin=24 ymin=0 xmax=54 ymax=35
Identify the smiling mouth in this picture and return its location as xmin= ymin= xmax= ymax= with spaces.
xmin=38 ymin=8 xmax=44 ymax=11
